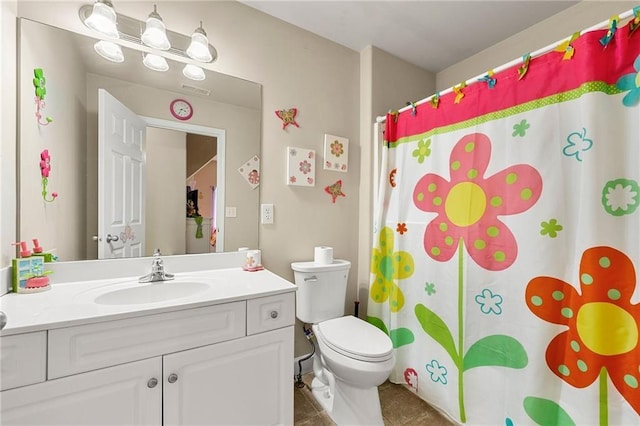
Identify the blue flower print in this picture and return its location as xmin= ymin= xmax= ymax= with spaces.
xmin=563 ymin=128 xmax=593 ymax=162
xmin=425 ymin=359 xmax=448 ymax=384
xmin=616 ymin=54 xmax=640 ymax=107
xmin=474 ymin=288 xmax=503 ymax=315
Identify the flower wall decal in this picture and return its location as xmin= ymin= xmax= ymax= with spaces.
xmin=526 ymin=246 xmax=640 ymax=417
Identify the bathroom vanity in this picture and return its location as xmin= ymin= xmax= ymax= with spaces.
xmin=0 ymin=255 xmax=296 ymax=425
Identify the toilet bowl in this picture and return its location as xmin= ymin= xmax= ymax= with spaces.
xmin=291 ymin=259 xmax=395 ymax=425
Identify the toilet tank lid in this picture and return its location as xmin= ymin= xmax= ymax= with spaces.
xmin=291 ymin=259 xmax=351 ymax=272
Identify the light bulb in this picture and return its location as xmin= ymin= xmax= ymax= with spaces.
xmin=84 ymin=0 xmax=119 ymax=39
xmin=142 ymin=53 xmax=169 ymax=72
xmin=182 ymin=64 xmax=206 ymax=81
xmin=141 ymin=5 xmax=170 ymax=50
xmin=94 ymin=40 xmax=124 ymax=62
xmin=186 ymin=22 xmax=213 ymax=62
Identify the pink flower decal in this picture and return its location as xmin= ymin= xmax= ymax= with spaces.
xmin=413 ymin=133 xmax=542 ymax=270
xmin=40 ymin=149 xmax=51 ymax=178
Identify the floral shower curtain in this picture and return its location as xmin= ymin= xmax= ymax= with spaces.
xmin=368 ymin=13 xmax=640 ymax=426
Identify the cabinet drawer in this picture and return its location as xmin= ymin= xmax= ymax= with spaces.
xmin=0 ymin=331 xmax=47 ymax=391
xmin=48 ymin=302 xmax=245 ymax=379
xmin=247 ymin=292 xmax=295 ymax=335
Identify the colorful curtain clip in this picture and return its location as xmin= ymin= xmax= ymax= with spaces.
xmin=405 ymin=101 xmax=418 ymax=116
xmin=518 ymin=53 xmax=531 ymax=80
xmin=599 ymin=15 xmax=619 ymax=47
xmin=453 ymin=82 xmax=466 ymax=104
xmin=555 ymin=32 xmax=580 ymax=60
xmin=478 ymin=70 xmax=496 ymax=89
xmin=430 ymin=93 xmax=440 ymax=109
xmin=629 ymin=7 xmax=640 ymax=38
xmin=388 ymin=110 xmax=399 ymax=123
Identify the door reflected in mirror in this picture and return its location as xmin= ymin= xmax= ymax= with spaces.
xmin=18 ymin=18 xmax=261 ymax=262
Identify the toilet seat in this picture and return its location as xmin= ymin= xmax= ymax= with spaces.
xmin=316 ymin=316 xmax=393 ymax=362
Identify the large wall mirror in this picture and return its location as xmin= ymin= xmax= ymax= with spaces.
xmin=18 ymin=18 xmax=261 ymax=262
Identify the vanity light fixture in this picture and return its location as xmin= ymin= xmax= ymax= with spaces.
xmin=80 ymin=2 xmax=217 ymax=76
xmin=93 ymin=40 xmax=124 ymax=62
xmin=186 ymin=22 xmax=213 ymax=63
xmin=141 ymin=5 xmax=170 ymax=51
xmin=83 ymin=0 xmax=119 ymax=39
xmin=182 ymin=64 xmax=206 ymax=81
xmin=143 ymin=53 xmax=169 ymax=72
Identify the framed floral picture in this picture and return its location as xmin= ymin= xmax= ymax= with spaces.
xmin=323 ymin=134 xmax=349 ymax=172
xmin=287 ymin=147 xmax=316 ymax=186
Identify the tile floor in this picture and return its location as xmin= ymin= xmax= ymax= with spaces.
xmin=294 ymin=373 xmax=455 ymax=425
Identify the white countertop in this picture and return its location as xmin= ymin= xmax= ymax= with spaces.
xmin=0 ymin=267 xmax=296 ymax=336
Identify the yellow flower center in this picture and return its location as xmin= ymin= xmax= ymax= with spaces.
xmin=577 ymin=302 xmax=638 ymax=356
xmin=445 ymin=182 xmax=487 ymax=227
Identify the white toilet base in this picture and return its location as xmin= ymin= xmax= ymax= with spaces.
xmin=311 ymin=375 xmax=384 ymax=426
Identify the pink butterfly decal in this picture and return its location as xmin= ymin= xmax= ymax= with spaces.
xmin=275 ymin=108 xmax=299 ymax=130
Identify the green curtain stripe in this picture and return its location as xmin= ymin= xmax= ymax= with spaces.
xmin=388 ymin=81 xmax=623 ymax=148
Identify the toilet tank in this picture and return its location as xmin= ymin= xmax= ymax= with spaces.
xmin=291 ymin=260 xmax=351 ymax=324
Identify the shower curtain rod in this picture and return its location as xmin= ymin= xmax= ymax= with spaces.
xmin=375 ymin=6 xmax=637 ymax=123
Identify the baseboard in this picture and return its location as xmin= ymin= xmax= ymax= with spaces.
xmin=293 ymin=353 xmax=314 ymax=377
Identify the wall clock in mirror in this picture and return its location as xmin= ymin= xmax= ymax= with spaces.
xmin=170 ymin=98 xmax=193 ymax=121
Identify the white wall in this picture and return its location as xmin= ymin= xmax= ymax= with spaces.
xmin=145 ymin=127 xmax=186 ymax=256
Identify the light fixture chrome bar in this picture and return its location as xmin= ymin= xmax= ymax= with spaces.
xmin=79 ymin=4 xmax=217 ymax=63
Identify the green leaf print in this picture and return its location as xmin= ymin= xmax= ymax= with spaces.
xmin=463 ymin=334 xmax=528 ymax=371
xmin=523 ymin=397 xmax=576 ymax=426
xmin=415 ymin=304 xmax=459 ymax=366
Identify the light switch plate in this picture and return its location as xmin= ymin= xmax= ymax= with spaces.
xmin=261 ymin=204 xmax=274 ymax=224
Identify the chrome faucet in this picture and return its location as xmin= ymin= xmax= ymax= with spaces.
xmin=139 ymin=249 xmax=174 ymax=283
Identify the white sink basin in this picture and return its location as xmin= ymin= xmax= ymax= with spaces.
xmin=94 ymin=281 xmax=210 ymax=305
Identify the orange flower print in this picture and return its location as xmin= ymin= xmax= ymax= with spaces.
xmin=396 ymin=223 xmax=407 ymax=235
xmin=413 ymin=133 xmax=542 ymax=271
xmin=526 ymin=246 xmax=640 ymax=416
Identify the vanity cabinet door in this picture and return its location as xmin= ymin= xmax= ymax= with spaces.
xmin=0 ymin=357 xmax=162 ymax=426
xmin=163 ymin=326 xmax=294 ymax=426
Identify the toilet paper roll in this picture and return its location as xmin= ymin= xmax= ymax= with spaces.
xmin=314 ymin=246 xmax=333 ymax=265
xmin=245 ymin=250 xmax=261 ymax=269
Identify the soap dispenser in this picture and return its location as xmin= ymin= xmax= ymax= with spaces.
xmin=11 ymin=241 xmax=52 ymax=293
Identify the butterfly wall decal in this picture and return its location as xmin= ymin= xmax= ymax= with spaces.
xmin=275 ymin=108 xmax=299 ymax=130
xmin=325 ymin=180 xmax=346 ymax=204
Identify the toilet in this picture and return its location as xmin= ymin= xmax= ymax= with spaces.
xmin=291 ymin=259 xmax=395 ymax=426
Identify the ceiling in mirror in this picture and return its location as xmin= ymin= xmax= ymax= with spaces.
xmin=68 ymin=25 xmax=258 ymax=109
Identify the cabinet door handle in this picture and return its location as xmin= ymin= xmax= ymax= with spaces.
xmin=147 ymin=378 xmax=158 ymax=388
xmin=270 ymin=310 xmax=279 ymax=319
xmin=168 ymin=373 xmax=178 ymax=383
